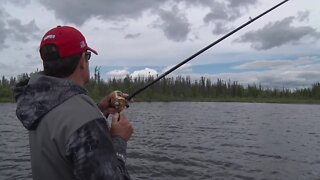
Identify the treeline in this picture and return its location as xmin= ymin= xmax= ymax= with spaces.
xmin=85 ymin=74 xmax=320 ymax=103
xmin=1 ymin=73 xmax=320 ymax=103
xmin=0 ymin=76 xmax=17 ymax=102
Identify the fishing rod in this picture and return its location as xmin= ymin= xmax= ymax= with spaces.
xmin=112 ymin=0 xmax=290 ymax=108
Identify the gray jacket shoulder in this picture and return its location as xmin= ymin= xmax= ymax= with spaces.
xmin=39 ymin=94 xmax=105 ymax=147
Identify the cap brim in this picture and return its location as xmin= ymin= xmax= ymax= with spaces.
xmin=87 ymin=47 xmax=98 ymax=55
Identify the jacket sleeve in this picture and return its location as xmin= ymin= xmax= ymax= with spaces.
xmin=65 ymin=118 xmax=131 ymax=180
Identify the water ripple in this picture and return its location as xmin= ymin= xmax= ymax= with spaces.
xmin=1 ymin=102 xmax=320 ymax=179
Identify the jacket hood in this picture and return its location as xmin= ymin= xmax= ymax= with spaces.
xmin=14 ymin=73 xmax=87 ymax=130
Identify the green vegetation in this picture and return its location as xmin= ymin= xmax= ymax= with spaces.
xmin=1 ymin=72 xmax=320 ymax=104
xmin=0 ymin=76 xmax=16 ymax=102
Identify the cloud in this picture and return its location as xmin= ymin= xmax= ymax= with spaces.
xmin=0 ymin=62 xmax=14 ymax=74
xmin=203 ymin=2 xmax=231 ymax=23
xmin=256 ymin=69 xmax=320 ymax=88
xmin=202 ymin=1 xmax=242 ymax=28
xmin=36 ymin=0 xmax=260 ymax=42
xmin=130 ymin=68 xmax=158 ymax=78
xmin=0 ymin=25 xmax=9 ymax=50
xmin=0 ymin=7 xmax=40 ymax=50
xmin=227 ymin=0 xmax=258 ymax=8
xmin=153 ymin=7 xmax=191 ymax=42
xmin=228 ymin=56 xmax=320 ymax=88
xmin=107 ymin=69 xmax=130 ymax=79
xmin=170 ymin=56 xmax=320 ymax=89
xmin=233 ymin=60 xmax=305 ymax=70
xmin=0 ymin=8 xmax=10 ymax=50
xmin=124 ymin=33 xmax=141 ymax=39
xmin=212 ymin=22 xmax=230 ymax=35
xmin=201 ymin=0 xmax=258 ymax=36
xmin=161 ymin=63 xmax=192 ymax=74
xmin=296 ymin=11 xmax=310 ymax=22
xmin=38 ymin=0 xmax=163 ymax=25
xmin=7 ymin=19 xmax=40 ymax=42
xmin=106 ymin=67 xmax=173 ymax=79
xmin=236 ymin=16 xmax=320 ymax=50
xmin=234 ymin=56 xmax=320 ymax=70
xmin=0 ymin=59 xmax=42 ymax=78
xmin=3 ymin=0 xmax=31 ymax=7
xmin=204 ymin=69 xmax=320 ymax=89
xmin=38 ymin=0 xmax=192 ymax=42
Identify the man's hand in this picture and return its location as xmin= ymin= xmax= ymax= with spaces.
xmin=111 ymin=113 xmax=133 ymax=142
xmin=98 ymin=91 xmax=129 ymax=115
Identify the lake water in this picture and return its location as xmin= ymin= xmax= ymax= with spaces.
xmin=1 ymin=102 xmax=320 ymax=180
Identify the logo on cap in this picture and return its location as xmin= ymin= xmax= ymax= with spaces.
xmin=80 ymin=41 xmax=86 ymax=48
xmin=43 ymin=34 xmax=56 ymax=41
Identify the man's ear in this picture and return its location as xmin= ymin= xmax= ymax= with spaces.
xmin=79 ymin=56 xmax=85 ymax=70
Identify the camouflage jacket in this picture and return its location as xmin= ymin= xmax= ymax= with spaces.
xmin=14 ymin=73 xmax=130 ymax=180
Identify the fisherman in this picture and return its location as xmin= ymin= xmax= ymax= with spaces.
xmin=13 ymin=26 xmax=133 ymax=180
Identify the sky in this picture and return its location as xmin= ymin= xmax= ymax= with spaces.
xmin=0 ymin=0 xmax=319 ymax=89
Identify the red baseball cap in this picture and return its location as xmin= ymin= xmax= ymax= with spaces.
xmin=40 ymin=26 xmax=98 ymax=59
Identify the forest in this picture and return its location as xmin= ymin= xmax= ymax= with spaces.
xmin=0 ymin=71 xmax=320 ymax=104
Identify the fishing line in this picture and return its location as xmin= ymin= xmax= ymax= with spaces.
xmin=126 ymin=0 xmax=290 ymax=101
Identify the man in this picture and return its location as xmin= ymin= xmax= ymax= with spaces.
xmin=14 ymin=26 xmax=133 ymax=180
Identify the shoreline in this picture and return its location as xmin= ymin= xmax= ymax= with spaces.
xmin=2 ymin=98 xmax=320 ymax=105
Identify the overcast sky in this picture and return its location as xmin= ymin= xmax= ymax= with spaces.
xmin=0 ymin=0 xmax=319 ymax=89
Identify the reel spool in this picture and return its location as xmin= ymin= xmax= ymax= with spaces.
xmin=110 ymin=90 xmax=129 ymax=109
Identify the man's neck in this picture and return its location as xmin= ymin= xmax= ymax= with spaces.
xmin=65 ymin=74 xmax=84 ymax=87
